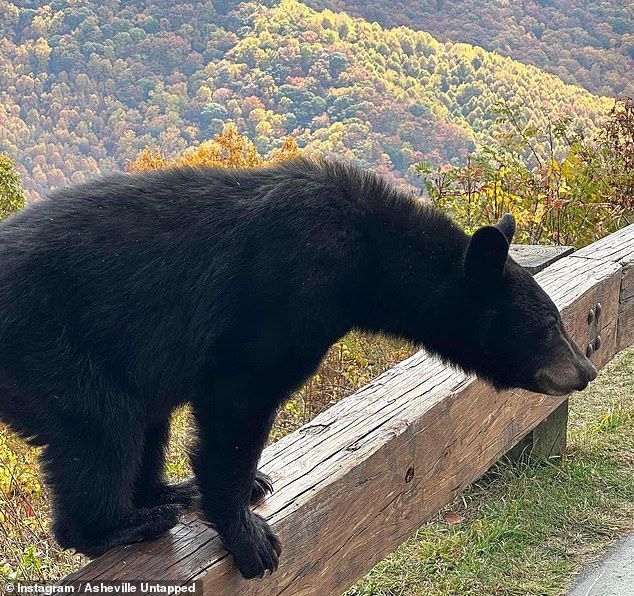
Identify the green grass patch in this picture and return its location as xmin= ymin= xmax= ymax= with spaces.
xmin=347 ymin=349 xmax=634 ymax=596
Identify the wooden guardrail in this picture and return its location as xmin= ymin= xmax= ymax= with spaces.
xmin=61 ymin=225 xmax=634 ymax=595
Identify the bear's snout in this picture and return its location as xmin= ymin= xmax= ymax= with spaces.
xmin=569 ymin=358 xmax=598 ymax=391
xmin=585 ymin=361 xmax=598 ymax=383
xmin=533 ymin=334 xmax=597 ymax=396
xmin=533 ymin=362 xmax=592 ymax=395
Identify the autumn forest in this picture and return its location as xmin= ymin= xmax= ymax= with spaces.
xmin=1 ymin=0 xmax=626 ymax=202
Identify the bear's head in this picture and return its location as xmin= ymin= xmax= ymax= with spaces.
xmin=449 ymin=214 xmax=597 ymax=396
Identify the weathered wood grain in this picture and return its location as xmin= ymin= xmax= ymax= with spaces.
xmin=531 ymin=399 xmax=570 ymax=458
xmin=510 ymin=244 xmax=574 ymax=274
xmin=618 ymin=298 xmax=634 ymax=352
xmin=571 ymin=224 xmax=634 ymax=351
xmin=61 ymin=228 xmax=634 ymax=595
xmin=573 ymin=224 xmax=634 ymax=264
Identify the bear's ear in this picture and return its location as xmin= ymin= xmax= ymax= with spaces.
xmin=494 ymin=213 xmax=516 ymax=243
xmin=464 ymin=224 xmax=510 ymax=283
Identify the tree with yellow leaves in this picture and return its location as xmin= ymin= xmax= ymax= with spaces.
xmin=126 ymin=123 xmax=300 ymax=172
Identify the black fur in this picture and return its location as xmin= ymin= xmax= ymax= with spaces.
xmin=0 ymin=156 xmax=595 ymax=578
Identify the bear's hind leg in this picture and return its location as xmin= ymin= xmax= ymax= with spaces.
xmin=67 ymin=504 xmax=184 ymax=558
xmin=133 ymin=420 xmax=199 ymax=510
xmin=44 ymin=416 xmax=183 ymax=558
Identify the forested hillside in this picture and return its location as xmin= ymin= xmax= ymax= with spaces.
xmin=307 ymin=0 xmax=634 ymax=98
xmin=0 ymin=0 xmax=611 ymax=200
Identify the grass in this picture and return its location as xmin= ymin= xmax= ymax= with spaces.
xmin=346 ymin=347 xmax=634 ymax=596
xmin=0 ymin=424 xmax=85 ymax=581
xmin=1 ymin=340 xmax=633 ymax=594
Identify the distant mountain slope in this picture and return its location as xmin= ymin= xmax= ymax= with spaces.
xmin=306 ymin=0 xmax=634 ymax=98
xmin=0 ymin=0 xmax=611 ymax=200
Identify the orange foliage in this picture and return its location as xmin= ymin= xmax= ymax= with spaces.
xmin=126 ymin=123 xmax=301 ymax=172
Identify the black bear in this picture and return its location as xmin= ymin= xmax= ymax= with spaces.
xmin=0 ymin=157 xmax=596 ymax=578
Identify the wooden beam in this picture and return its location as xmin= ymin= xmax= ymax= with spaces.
xmin=507 ymin=398 xmax=571 ymax=462
xmin=509 ymin=244 xmax=574 ymax=274
xmin=570 ymin=225 xmax=634 ymax=352
xmin=61 ymin=228 xmax=633 ymax=595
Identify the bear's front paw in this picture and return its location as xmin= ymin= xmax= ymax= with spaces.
xmin=219 ymin=510 xmax=282 ymax=579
